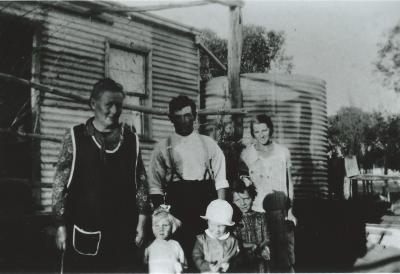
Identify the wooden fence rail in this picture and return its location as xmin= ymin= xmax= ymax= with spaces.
xmin=0 ymin=72 xmax=247 ymax=116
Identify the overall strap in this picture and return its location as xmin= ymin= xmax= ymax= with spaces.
xmin=286 ymin=169 xmax=290 ymax=196
xmin=164 ymin=136 xmax=183 ymax=205
xmin=167 ymin=136 xmax=183 ymax=182
xmin=199 ymin=135 xmax=215 ymax=181
xmin=286 ymin=168 xmax=292 ymax=209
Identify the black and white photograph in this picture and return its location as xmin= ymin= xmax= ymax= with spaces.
xmin=1 ymin=0 xmax=400 ymax=273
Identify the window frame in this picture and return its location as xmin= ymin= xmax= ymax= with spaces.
xmin=104 ymin=39 xmax=153 ymax=140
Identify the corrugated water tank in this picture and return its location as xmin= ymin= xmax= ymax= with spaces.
xmin=205 ymin=73 xmax=328 ymax=199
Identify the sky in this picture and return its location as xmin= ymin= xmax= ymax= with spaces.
xmin=120 ymin=0 xmax=400 ymax=116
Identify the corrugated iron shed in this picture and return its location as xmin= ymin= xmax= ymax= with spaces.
xmin=0 ymin=1 xmax=201 ymax=212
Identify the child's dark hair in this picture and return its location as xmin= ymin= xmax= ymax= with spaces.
xmin=231 ymin=178 xmax=257 ymax=200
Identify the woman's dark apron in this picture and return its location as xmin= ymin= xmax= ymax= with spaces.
xmin=63 ymin=124 xmax=139 ymax=273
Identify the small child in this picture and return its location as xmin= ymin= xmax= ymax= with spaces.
xmin=144 ymin=206 xmax=187 ymax=274
xmin=232 ymin=180 xmax=271 ymax=273
xmin=192 ymin=199 xmax=240 ymax=273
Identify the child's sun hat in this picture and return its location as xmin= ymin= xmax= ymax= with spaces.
xmin=201 ymin=199 xmax=235 ymax=226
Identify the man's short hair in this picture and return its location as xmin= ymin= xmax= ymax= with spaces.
xmin=90 ymin=78 xmax=124 ymax=102
xmin=168 ymin=95 xmax=197 ymax=118
xmin=250 ymin=114 xmax=274 ymax=138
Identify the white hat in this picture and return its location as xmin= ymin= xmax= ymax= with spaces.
xmin=201 ymin=199 xmax=235 ymax=226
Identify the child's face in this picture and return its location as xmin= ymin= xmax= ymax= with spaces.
xmin=233 ymin=191 xmax=253 ymax=213
xmin=208 ymin=220 xmax=227 ymax=238
xmin=152 ymin=218 xmax=172 ymax=240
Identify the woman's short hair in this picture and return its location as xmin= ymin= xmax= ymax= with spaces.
xmin=168 ymin=95 xmax=197 ymax=118
xmin=231 ymin=178 xmax=257 ymax=200
xmin=90 ymin=78 xmax=124 ymax=102
xmin=250 ymin=114 xmax=274 ymax=138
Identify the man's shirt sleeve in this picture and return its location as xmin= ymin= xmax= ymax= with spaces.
xmin=148 ymin=143 xmax=167 ymax=195
xmin=211 ymin=141 xmax=229 ymax=190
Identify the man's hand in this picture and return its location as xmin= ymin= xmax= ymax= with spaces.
xmin=150 ymin=194 xmax=164 ymax=209
xmin=56 ymin=226 xmax=67 ymax=251
xmin=217 ymin=188 xmax=227 ymax=200
xmin=286 ymin=208 xmax=297 ymax=226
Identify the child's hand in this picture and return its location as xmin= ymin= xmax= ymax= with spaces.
xmin=220 ymin=262 xmax=229 ymax=272
xmin=209 ymin=263 xmax=219 ymax=272
xmin=174 ymin=262 xmax=183 ymax=273
xmin=243 ymin=243 xmax=258 ymax=252
xmin=260 ymin=246 xmax=270 ymax=261
xmin=240 ymin=176 xmax=253 ymax=186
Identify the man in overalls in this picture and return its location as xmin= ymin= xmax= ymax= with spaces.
xmin=149 ymin=95 xmax=228 ymax=268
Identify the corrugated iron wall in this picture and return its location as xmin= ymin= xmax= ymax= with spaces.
xmin=0 ymin=2 xmax=199 ymax=212
xmin=205 ymin=73 xmax=328 ymax=199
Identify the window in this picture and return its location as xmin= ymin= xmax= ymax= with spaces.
xmin=105 ymin=41 xmax=152 ymax=139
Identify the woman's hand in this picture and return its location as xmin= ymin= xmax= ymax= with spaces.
xmin=135 ymin=227 xmax=145 ymax=247
xmin=135 ymin=214 xmax=147 ymax=247
xmin=55 ymin=226 xmax=67 ymax=251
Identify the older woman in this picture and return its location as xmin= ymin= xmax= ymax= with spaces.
xmin=51 ymin=78 xmax=150 ymax=273
xmin=240 ymin=114 xmax=296 ymax=272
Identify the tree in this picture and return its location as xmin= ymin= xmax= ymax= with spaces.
xmin=241 ymin=25 xmax=293 ymax=74
xmin=375 ymin=22 xmax=400 ymax=92
xmin=362 ymin=111 xmax=386 ymax=170
xmin=328 ymin=107 xmax=400 ymax=171
xmin=384 ymin=115 xmax=400 ymax=171
xmin=199 ymin=24 xmax=293 ymax=78
xmin=365 ymin=113 xmax=400 ymax=172
xmin=328 ymin=106 xmax=371 ymax=157
xmin=199 ymin=29 xmax=228 ymax=79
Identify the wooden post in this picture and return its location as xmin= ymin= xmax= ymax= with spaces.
xmin=228 ymin=5 xmax=243 ymax=140
xmin=31 ymin=30 xmax=43 ymax=208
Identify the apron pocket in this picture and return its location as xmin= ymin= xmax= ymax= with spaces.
xmin=73 ymin=224 xmax=101 ymax=256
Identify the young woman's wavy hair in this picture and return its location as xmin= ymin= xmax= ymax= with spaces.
xmin=250 ymin=114 xmax=274 ymax=138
